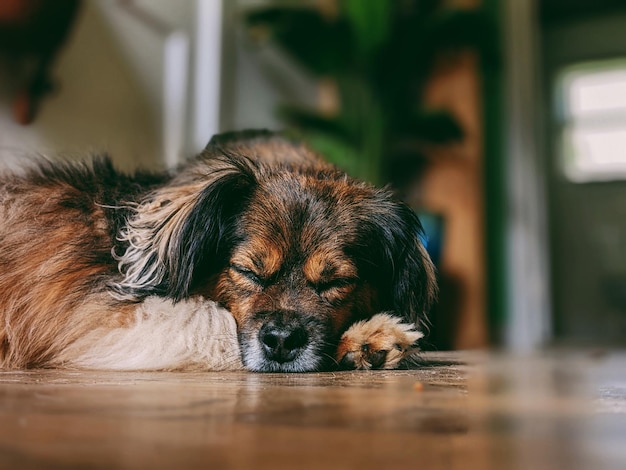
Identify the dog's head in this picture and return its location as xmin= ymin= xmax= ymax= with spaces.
xmin=114 ymin=131 xmax=436 ymax=372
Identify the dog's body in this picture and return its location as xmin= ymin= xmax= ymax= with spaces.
xmin=0 ymin=131 xmax=436 ymax=372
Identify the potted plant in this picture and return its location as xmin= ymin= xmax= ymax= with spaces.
xmin=243 ymin=0 xmax=498 ymax=188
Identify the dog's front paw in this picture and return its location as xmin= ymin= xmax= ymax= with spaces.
xmin=336 ymin=313 xmax=423 ymax=370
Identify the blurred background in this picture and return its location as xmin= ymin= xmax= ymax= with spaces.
xmin=1 ymin=0 xmax=625 ymax=352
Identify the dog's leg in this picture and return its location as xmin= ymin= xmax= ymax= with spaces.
xmin=59 ymin=297 xmax=243 ymax=371
xmin=335 ymin=313 xmax=423 ymax=370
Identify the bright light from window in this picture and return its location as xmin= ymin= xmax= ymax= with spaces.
xmin=558 ymin=59 xmax=626 ymax=182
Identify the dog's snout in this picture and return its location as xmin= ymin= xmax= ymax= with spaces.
xmin=259 ymin=320 xmax=308 ymax=364
xmin=242 ymin=310 xmax=331 ymax=372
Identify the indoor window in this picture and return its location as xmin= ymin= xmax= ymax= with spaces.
xmin=557 ymin=59 xmax=626 ymax=182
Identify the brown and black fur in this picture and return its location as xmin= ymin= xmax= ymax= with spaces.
xmin=0 ymin=131 xmax=436 ymax=371
xmin=0 ymin=159 xmax=165 ymax=367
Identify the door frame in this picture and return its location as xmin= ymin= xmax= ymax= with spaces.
xmin=497 ymin=0 xmax=552 ymax=350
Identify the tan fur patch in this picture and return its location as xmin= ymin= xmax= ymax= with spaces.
xmin=336 ymin=313 xmax=424 ymax=369
xmin=302 ymin=250 xmax=357 ymax=284
xmin=231 ymin=243 xmax=283 ymax=280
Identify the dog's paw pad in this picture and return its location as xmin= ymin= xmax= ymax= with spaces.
xmin=366 ymin=348 xmax=388 ymax=369
xmin=336 ymin=313 xmax=423 ymax=370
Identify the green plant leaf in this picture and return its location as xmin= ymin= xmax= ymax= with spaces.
xmin=418 ymin=9 xmax=500 ymax=66
xmin=277 ymin=106 xmax=356 ymax=144
xmin=401 ymin=109 xmax=464 ymax=144
xmin=244 ymin=7 xmax=352 ymax=75
xmin=304 ymin=131 xmax=363 ymax=178
xmin=341 ymin=0 xmax=392 ymax=61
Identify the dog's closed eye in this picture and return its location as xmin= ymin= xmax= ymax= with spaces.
xmin=230 ymin=264 xmax=265 ymax=286
xmin=312 ymin=277 xmax=358 ymax=294
xmin=311 ymin=277 xmax=359 ymax=305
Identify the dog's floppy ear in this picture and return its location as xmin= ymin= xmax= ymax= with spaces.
xmin=111 ymin=151 xmax=257 ymax=301
xmin=388 ymin=204 xmax=438 ymax=327
xmin=357 ymin=199 xmax=438 ymax=328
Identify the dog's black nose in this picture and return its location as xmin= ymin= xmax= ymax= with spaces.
xmin=259 ymin=322 xmax=308 ymax=363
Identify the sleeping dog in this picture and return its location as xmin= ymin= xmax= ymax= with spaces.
xmin=0 ymin=131 xmax=436 ymax=372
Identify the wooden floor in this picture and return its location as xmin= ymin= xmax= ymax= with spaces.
xmin=0 ymin=351 xmax=624 ymax=469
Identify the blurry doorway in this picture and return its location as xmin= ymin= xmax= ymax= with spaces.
xmin=541 ymin=3 xmax=626 ymax=344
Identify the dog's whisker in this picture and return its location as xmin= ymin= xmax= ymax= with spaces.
xmin=320 ymin=351 xmax=340 ymax=367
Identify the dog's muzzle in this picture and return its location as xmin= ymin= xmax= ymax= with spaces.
xmin=241 ymin=310 xmax=329 ymax=372
xmin=259 ymin=317 xmax=309 ymax=364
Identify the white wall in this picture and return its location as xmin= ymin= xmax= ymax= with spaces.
xmin=0 ymin=1 xmax=160 ymax=171
xmin=96 ymin=0 xmax=197 ymax=166
xmin=221 ymin=0 xmax=320 ymax=132
xmin=0 ymin=0 xmax=313 ymax=172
